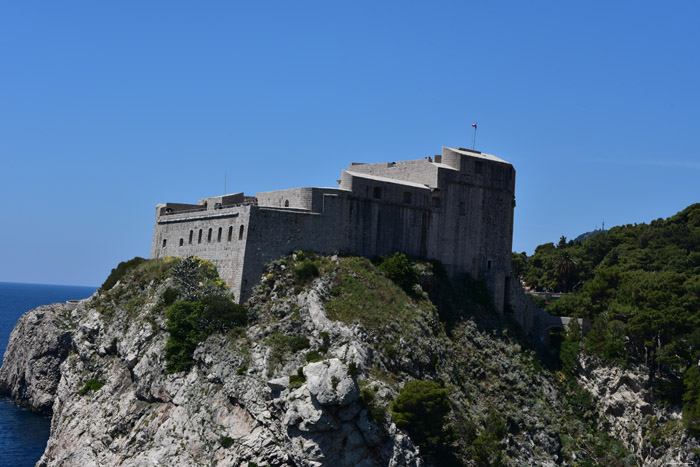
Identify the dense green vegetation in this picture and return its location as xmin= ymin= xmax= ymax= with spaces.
xmin=164 ymin=257 xmax=247 ymax=373
xmin=391 ymin=380 xmax=456 ymax=463
xmin=515 ymin=203 xmax=700 ymax=434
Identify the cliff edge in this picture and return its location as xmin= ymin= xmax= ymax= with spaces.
xmin=1 ymin=255 xmax=697 ymax=466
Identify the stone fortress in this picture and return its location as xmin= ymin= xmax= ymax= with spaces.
xmin=151 ymin=146 xmax=521 ymax=319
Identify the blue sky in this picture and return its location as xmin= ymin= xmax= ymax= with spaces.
xmin=1 ymin=1 xmax=698 ymax=286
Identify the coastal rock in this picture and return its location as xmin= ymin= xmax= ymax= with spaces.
xmin=0 ymin=303 xmax=74 ymax=414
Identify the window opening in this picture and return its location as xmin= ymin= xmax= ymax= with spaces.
xmin=179 ymin=238 xmax=184 ymax=246
xmin=284 ymin=200 xmax=289 ymax=207
xmin=198 ymin=229 xmax=202 ymax=244
xmin=239 ymin=225 xmax=245 ymax=240
xmin=207 ymin=228 xmax=212 ymax=242
xmin=189 ymin=230 xmax=193 ymax=244
xmin=487 ymin=260 xmax=492 ymax=270
xmin=217 ymin=227 xmax=222 ymax=242
xmin=162 ymin=239 xmax=167 ymax=248
xmin=228 ymin=226 xmax=233 ymax=241
xmin=373 ymin=187 xmax=382 ymax=199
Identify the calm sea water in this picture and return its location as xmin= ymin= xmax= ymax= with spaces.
xmin=0 ymin=282 xmax=96 ymax=467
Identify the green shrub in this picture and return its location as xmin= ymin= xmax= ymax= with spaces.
xmin=165 ymin=301 xmax=205 ymax=373
xmin=288 ymin=335 xmax=310 ymax=352
xmin=200 ymin=294 xmax=248 ymax=331
xmin=100 ymin=257 xmax=147 ymax=292
xmin=347 ymin=362 xmax=359 ymax=378
xmin=219 ymin=435 xmax=235 ymax=448
xmin=469 ymin=409 xmax=507 ymax=466
xmin=165 ymin=296 xmax=247 ymax=373
xmin=683 ymin=365 xmax=700 ymax=436
xmin=160 ymin=287 xmax=179 ymax=307
xmin=391 ymin=380 xmax=454 ymax=457
xmin=289 ymin=367 xmax=306 ymax=388
xmin=78 ymin=378 xmax=103 ymax=395
xmin=295 ymin=261 xmax=319 ymax=282
xmin=305 ymin=350 xmax=324 ymax=363
xmin=378 ymin=253 xmax=418 ymax=295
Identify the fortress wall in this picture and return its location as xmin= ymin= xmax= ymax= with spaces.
xmin=340 ymin=172 xmax=433 ymax=209
xmin=150 ymin=206 xmax=252 ymax=301
xmin=324 ymin=195 xmax=436 ymax=261
xmin=239 ymin=207 xmax=336 ymax=302
xmin=150 ymin=147 xmax=516 ymax=310
xmin=256 ymin=187 xmax=345 ymax=212
xmin=257 ymin=188 xmax=314 ymax=210
xmin=345 ymin=160 xmax=439 ymax=187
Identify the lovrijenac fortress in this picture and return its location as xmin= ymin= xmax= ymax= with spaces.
xmin=151 ymin=146 xmax=517 ymax=312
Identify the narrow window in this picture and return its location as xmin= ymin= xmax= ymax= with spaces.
xmin=198 ymin=229 xmax=202 ymax=244
xmin=403 ymin=192 xmax=412 ymax=204
xmin=284 ymin=200 xmax=289 ymax=207
xmin=487 ymin=260 xmax=492 ymax=270
xmin=217 ymin=227 xmax=222 ymax=242
xmin=162 ymin=239 xmax=167 ymax=248
xmin=373 ymin=187 xmax=382 ymax=199
xmin=179 ymin=238 xmax=184 ymax=246
xmin=459 ymin=202 xmax=466 ymax=216
xmin=239 ymin=225 xmax=245 ymax=240
xmin=475 ymin=161 xmax=483 ymax=174
xmin=207 ymin=228 xmax=212 ymax=242
xmin=228 ymin=226 xmax=233 ymax=241
xmin=189 ymin=230 xmax=193 ymax=244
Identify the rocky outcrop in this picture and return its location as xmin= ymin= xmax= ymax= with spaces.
xmin=1 ymin=264 xmax=422 ymax=466
xmin=577 ymin=354 xmax=700 ymax=466
xmin=0 ymin=303 xmax=75 ymax=414
xmin=5 ymin=255 xmax=698 ymax=466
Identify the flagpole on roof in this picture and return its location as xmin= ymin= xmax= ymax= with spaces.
xmin=472 ymin=122 xmax=477 ymax=150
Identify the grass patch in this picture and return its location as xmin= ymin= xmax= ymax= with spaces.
xmin=267 ymin=333 xmax=311 ymax=371
xmin=324 ymin=257 xmax=416 ymax=332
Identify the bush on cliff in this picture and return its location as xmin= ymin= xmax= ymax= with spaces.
xmin=99 ymin=257 xmax=147 ymax=292
xmin=391 ymin=380 xmax=455 ymax=459
xmin=165 ymin=296 xmax=247 ymax=373
xmin=377 ymin=253 xmax=418 ymax=295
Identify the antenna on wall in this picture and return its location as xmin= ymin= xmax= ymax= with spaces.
xmin=471 ymin=122 xmax=478 ymax=150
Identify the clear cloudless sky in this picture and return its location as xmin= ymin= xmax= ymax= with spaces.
xmin=1 ymin=1 xmax=698 ymax=286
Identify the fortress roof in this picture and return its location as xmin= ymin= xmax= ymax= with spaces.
xmin=343 ymin=170 xmax=433 ymax=189
xmin=447 ymin=147 xmax=509 ymax=164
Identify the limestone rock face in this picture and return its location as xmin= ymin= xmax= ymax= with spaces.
xmin=577 ymin=355 xmax=700 ymax=467
xmin=0 ymin=303 xmax=74 ymax=414
xmin=0 ymin=273 xmax=422 ymax=467
xmin=304 ymin=359 xmax=359 ymax=406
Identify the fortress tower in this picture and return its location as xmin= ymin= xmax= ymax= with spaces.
xmin=151 ymin=147 xmax=516 ymax=310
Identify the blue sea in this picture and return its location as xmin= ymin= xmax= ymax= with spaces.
xmin=0 ymin=282 xmax=96 ymax=467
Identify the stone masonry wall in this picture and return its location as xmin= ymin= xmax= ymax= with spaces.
xmin=151 ymin=147 xmax=517 ymax=311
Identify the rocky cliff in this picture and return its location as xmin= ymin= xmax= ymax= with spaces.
xmin=0 ymin=254 xmax=697 ymax=466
